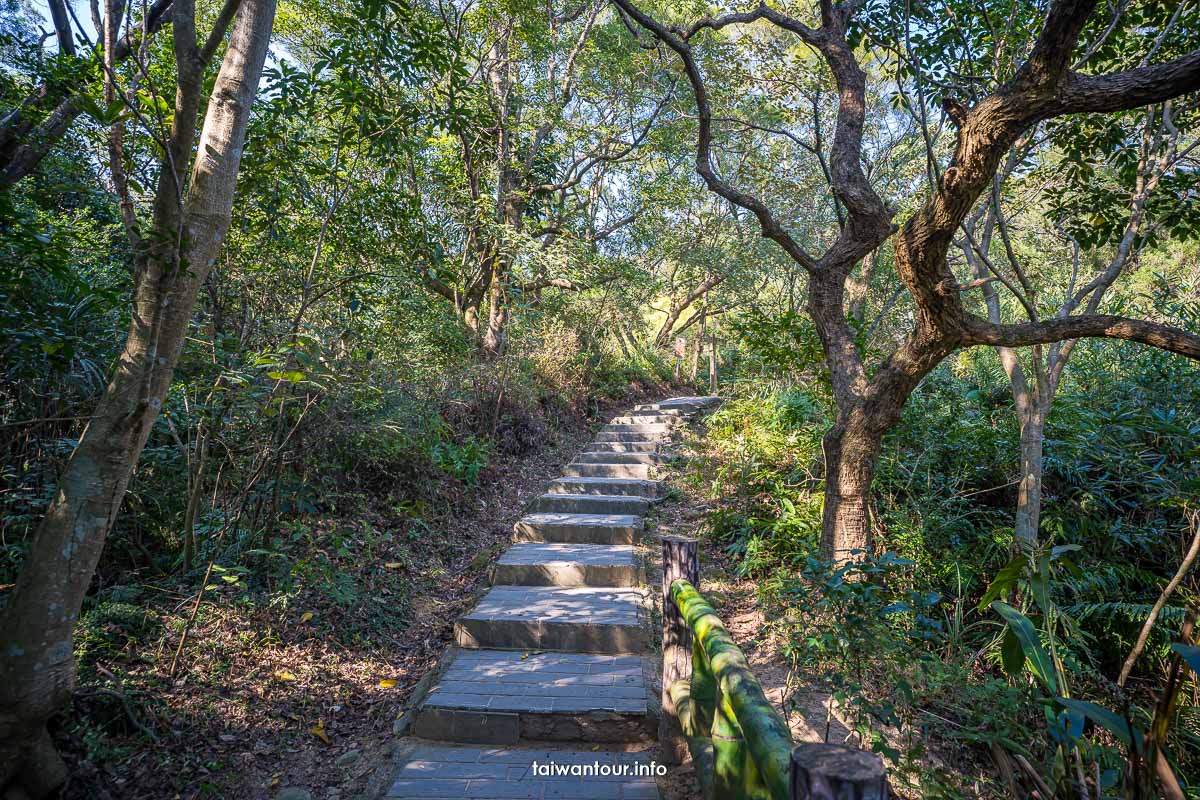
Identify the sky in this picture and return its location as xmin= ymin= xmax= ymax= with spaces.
xmin=29 ymin=0 xmax=99 ymax=47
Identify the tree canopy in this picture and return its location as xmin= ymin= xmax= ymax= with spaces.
xmin=1 ymin=0 xmax=1198 ymax=796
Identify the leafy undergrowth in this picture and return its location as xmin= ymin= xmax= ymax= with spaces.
xmin=673 ymin=387 xmax=1200 ymax=799
xmin=656 ymin=413 xmax=1007 ymax=799
xmin=56 ymin=422 xmax=603 ymax=800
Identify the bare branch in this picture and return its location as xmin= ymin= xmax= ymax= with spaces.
xmin=965 ymin=314 xmax=1200 ymax=360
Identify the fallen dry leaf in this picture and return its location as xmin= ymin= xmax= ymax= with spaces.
xmin=274 ymin=670 xmax=297 ymax=682
xmin=378 ymin=679 xmax=398 ymax=688
xmin=311 ymin=718 xmax=331 ymax=745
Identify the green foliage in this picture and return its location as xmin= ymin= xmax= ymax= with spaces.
xmin=693 ymin=341 xmax=1200 ymax=794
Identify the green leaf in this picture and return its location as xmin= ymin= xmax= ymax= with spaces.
xmin=1171 ymin=644 xmax=1200 ymax=676
xmin=1055 ymin=698 xmax=1142 ymax=750
xmin=1000 ymin=626 xmax=1025 ymax=678
xmin=978 ymin=556 xmax=1026 ymax=611
xmin=991 ymin=601 xmax=1057 ymax=694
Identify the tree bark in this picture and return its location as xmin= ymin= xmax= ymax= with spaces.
xmin=820 ymin=416 xmax=882 ymax=561
xmin=1014 ymin=411 xmax=1046 ymax=550
xmin=0 ymin=0 xmax=276 ymax=792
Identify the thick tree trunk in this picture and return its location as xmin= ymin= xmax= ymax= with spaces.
xmin=820 ymin=417 xmax=884 ymax=562
xmin=0 ymin=296 xmax=168 ymax=790
xmin=0 ymin=0 xmax=276 ymax=792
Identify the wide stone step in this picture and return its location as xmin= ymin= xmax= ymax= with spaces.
xmin=494 ymin=543 xmax=638 ymax=587
xmin=574 ymin=452 xmax=661 ymax=465
xmin=634 ymin=395 xmax=721 ymax=414
xmin=583 ymin=441 xmax=661 ymax=454
xmin=609 ymin=414 xmax=680 ymax=425
xmin=548 ymin=477 xmax=659 ymax=498
xmin=386 ymin=744 xmax=660 ymax=799
xmin=594 ymin=431 xmax=666 ymax=443
xmin=629 ymin=405 xmax=686 ymax=416
xmin=455 ymin=586 xmax=648 ymax=654
xmin=529 ymin=494 xmax=650 ymax=516
xmin=412 ymin=651 xmax=653 ymax=745
xmin=514 ymin=512 xmax=642 ymax=544
xmin=562 ymin=462 xmax=652 ymax=480
xmin=601 ymin=423 xmax=672 ymax=435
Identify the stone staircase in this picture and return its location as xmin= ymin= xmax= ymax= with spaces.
xmin=384 ymin=396 xmax=720 ymax=800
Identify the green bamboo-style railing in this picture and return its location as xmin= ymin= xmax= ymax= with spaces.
xmin=667 ymin=579 xmax=794 ymax=800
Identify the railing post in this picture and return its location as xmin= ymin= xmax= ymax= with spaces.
xmin=661 ymin=536 xmax=699 ymax=764
xmin=789 ymin=743 xmax=887 ymax=799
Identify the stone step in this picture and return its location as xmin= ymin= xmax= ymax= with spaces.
xmin=634 ymin=395 xmax=720 ymax=414
xmin=583 ymin=441 xmax=661 ymax=454
xmin=494 ymin=543 xmax=638 ymax=587
xmin=594 ymin=431 xmax=666 ymax=443
xmin=609 ymin=414 xmax=680 ymax=425
xmin=629 ymin=405 xmax=686 ymax=416
xmin=455 ymin=586 xmax=648 ymax=654
xmin=548 ymin=477 xmax=660 ymax=498
xmin=386 ymin=743 xmax=660 ymax=799
xmin=529 ymin=493 xmax=650 ymax=516
xmin=574 ymin=452 xmax=661 ymax=465
xmin=562 ymin=463 xmax=653 ymax=480
xmin=514 ymin=512 xmax=642 ymax=545
xmin=601 ymin=423 xmax=673 ymax=435
xmin=412 ymin=651 xmax=653 ymax=745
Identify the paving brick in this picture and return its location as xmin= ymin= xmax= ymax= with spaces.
xmin=529 ymin=494 xmax=650 ymax=516
xmin=415 ymin=650 xmax=653 ymax=744
xmin=600 ymin=423 xmax=673 ymax=435
xmin=608 ymin=414 xmax=680 ymax=424
xmin=594 ymin=431 xmax=666 ymax=443
xmin=573 ymin=452 xmax=661 ymax=465
xmin=583 ymin=441 xmax=661 ymax=454
xmin=386 ymin=745 xmax=662 ymax=799
xmin=633 ymin=395 xmax=720 ymax=414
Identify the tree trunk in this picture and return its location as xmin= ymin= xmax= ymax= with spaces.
xmin=819 ymin=415 xmax=884 ymax=562
xmin=1013 ymin=409 xmax=1046 ymax=552
xmin=0 ymin=0 xmax=276 ymax=792
xmin=481 ymin=274 xmax=509 ymax=358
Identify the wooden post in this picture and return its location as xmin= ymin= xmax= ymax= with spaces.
xmin=661 ymin=536 xmax=699 ymax=764
xmin=789 ymin=744 xmax=887 ymax=799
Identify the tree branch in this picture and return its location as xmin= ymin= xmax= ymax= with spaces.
xmin=609 ymin=0 xmax=819 ymax=270
xmin=199 ymin=0 xmax=243 ymax=66
xmin=1054 ymin=51 xmax=1200 ymax=115
xmin=965 ymin=315 xmax=1200 ymax=359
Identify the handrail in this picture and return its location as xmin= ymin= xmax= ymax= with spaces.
xmin=659 ymin=536 xmax=888 ymax=800
xmin=671 ymin=578 xmax=794 ymax=799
